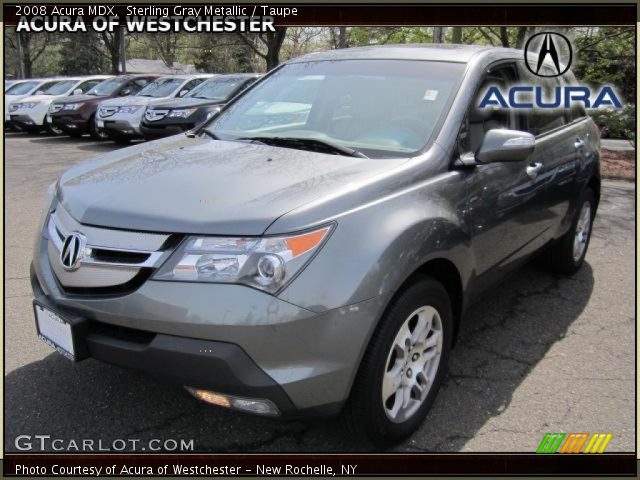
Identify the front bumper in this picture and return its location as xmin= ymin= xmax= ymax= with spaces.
xmin=140 ymin=122 xmax=192 ymax=139
xmin=98 ymin=117 xmax=142 ymax=139
xmin=31 ymin=268 xmax=297 ymax=415
xmin=51 ymin=113 xmax=90 ymax=134
xmin=10 ymin=113 xmax=43 ymax=129
xmin=31 ymin=231 xmax=381 ymax=416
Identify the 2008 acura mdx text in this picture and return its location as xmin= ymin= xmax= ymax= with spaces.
xmin=31 ymin=45 xmax=600 ymax=446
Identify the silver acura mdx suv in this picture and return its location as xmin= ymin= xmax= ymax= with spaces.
xmin=31 ymin=45 xmax=600 ymax=446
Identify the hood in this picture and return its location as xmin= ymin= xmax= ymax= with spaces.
xmin=148 ymin=97 xmax=223 ymax=110
xmin=57 ymin=136 xmax=406 ymax=235
xmin=14 ymin=94 xmax=57 ymax=104
xmin=100 ymin=95 xmax=170 ymax=107
xmin=52 ymin=94 xmax=109 ymax=105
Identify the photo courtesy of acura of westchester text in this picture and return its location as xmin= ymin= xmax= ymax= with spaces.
xmin=2 ymin=0 xmax=637 ymax=476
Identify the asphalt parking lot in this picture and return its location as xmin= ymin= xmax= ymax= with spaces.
xmin=4 ymin=131 xmax=635 ymax=452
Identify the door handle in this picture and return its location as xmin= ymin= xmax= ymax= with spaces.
xmin=574 ymin=137 xmax=585 ymax=149
xmin=526 ymin=161 xmax=543 ymax=178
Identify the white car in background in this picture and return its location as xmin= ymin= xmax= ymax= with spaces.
xmin=5 ymin=78 xmax=66 ymax=129
xmin=96 ymin=74 xmax=214 ymax=144
xmin=8 ymin=75 xmax=112 ymax=134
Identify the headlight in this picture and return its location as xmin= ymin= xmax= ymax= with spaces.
xmin=118 ymin=105 xmax=143 ymax=114
xmin=63 ymin=103 xmax=83 ymax=111
xmin=154 ymin=225 xmax=333 ymax=293
xmin=21 ymin=102 xmax=40 ymax=109
xmin=9 ymin=103 xmax=20 ymax=112
xmin=49 ymin=104 xmax=63 ymax=113
xmin=168 ymin=108 xmax=198 ymax=118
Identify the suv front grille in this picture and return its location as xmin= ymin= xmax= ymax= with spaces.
xmin=46 ymin=206 xmax=176 ymax=292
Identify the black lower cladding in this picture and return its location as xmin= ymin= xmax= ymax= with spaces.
xmin=30 ymin=267 xmax=297 ymax=415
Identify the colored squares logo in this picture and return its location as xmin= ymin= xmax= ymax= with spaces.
xmin=537 ymin=433 xmax=613 ymax=453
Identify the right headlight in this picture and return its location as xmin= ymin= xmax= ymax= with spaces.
xmin=153 ymin=225 xmax=333 ymax=294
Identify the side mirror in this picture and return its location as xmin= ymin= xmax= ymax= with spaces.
xmin=178 ymin=89 xmax=189 ymax=97
xmin=475 ymin=129 xmax=535 ymax=164
xmin=119 ymin=88 xmax=131 ymax=96
xmin=35 ymin=90 xmax=44 ymax=94
xmin=73 ymin=88 xmax=83 ymax=95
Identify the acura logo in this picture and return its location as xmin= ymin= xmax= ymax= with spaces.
xmin=524 ymin=32 xmax=572 ymax=77
xmin=60 ymin=232 xmax=87 ymax=271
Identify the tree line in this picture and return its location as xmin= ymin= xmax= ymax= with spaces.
xmin=4 ymin=26 xmax=635 ymax=101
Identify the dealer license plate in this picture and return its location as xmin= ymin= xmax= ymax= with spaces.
xmin=34 ymin=303 xmax=75 ymax=360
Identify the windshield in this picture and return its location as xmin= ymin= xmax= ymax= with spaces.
xmin=87 ymin=78 xmax=127 ymax=96
xmin=206 ymin=60 xmax=465 ymax=158
xmin=137 ymin=78 xmax=183 ymax=97
xmin=41 ymin=80 xmax=77 ymax=95
xmin=188 ymin=77 xmax=248 ymax=101
xmin=6 ymin=81 xmax=41 ymax=95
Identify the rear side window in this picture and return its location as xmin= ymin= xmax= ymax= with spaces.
xmin=181 ymin=78 xmax=205 ymax=94
xmin=128 ymin=78 xmax=154 ymax=95
xmin=519 ymin=66 xmax=566 ymax=136
xmin=76 ymin=80 xmax=102 ymax=93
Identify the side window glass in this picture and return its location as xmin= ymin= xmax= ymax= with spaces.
xmin=520 ymin=67 xmax=566 ymax=136
xmin=78 ymin=80 xmax=99 ymax=93
xmin=129 ymin=79 xmax=151 ymax=95
xmin=460 ymin=64 xmax=516 ymax=154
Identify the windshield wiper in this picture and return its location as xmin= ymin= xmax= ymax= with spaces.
xmin=237 ymin=136 xmax=368 ymax=158
xmin=187 ymin=129 xmax=218 ymax=140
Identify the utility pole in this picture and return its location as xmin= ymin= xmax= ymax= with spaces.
xmin=119 ymin=26 xmax=126 ymax=74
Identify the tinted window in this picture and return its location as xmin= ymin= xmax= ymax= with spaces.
xmin=207 ymin=60 xmax=465 ymax=158
xmin=460 ymin=63 xmax=519 ymax=154
xmin=520 ymin=66 xmax=566 ymax=136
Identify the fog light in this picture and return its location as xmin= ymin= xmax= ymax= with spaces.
xmin=185 ymin=387 xmax=280 ymax=416
xmin=186 ymin=387 xmax=230 ymax=407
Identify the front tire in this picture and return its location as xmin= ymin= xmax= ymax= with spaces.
xmin=45 ymin=118 xmax=63 ymax=136
xmin=342 ymin=277 xmax=453 ymax=447
xmin=89 ymin=115 xmax=109 ymax=140
xmin=547 ymin=188 xmax=595 ymax=275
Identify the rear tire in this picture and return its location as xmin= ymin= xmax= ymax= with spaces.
xmin=547 ymin=188 xmax=595 ymax=275
xmin=342 ymin=277 xmax=453 ymax=447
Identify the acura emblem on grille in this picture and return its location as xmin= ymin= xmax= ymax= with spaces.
xmin=60 ymin=232 xmax=87 ymax=271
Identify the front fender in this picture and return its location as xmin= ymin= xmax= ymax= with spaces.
xmin=277 ymin=170 xmax=474 ymax=313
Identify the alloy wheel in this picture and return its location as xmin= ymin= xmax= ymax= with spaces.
xmin=382 ymin=305 xmax=443 ymax=423
xmin=573 ymin=202 xmax=592 ymax=261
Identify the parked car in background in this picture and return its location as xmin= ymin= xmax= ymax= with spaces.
xmin=5 ymin=78 xmax=64 ymax=130
xmin=48 ymin=75 xmax=159 ymax=140
xmin=140 ymin=74 xmax=260 ymax=139
xmin=9 ymin=76 xmax=112 ymax=134
xmin=96 ymin=74 xmax=214 ymax=144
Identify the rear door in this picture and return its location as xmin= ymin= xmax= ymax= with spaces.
xmin=518 ymin=64 xmax=582 ymax=239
